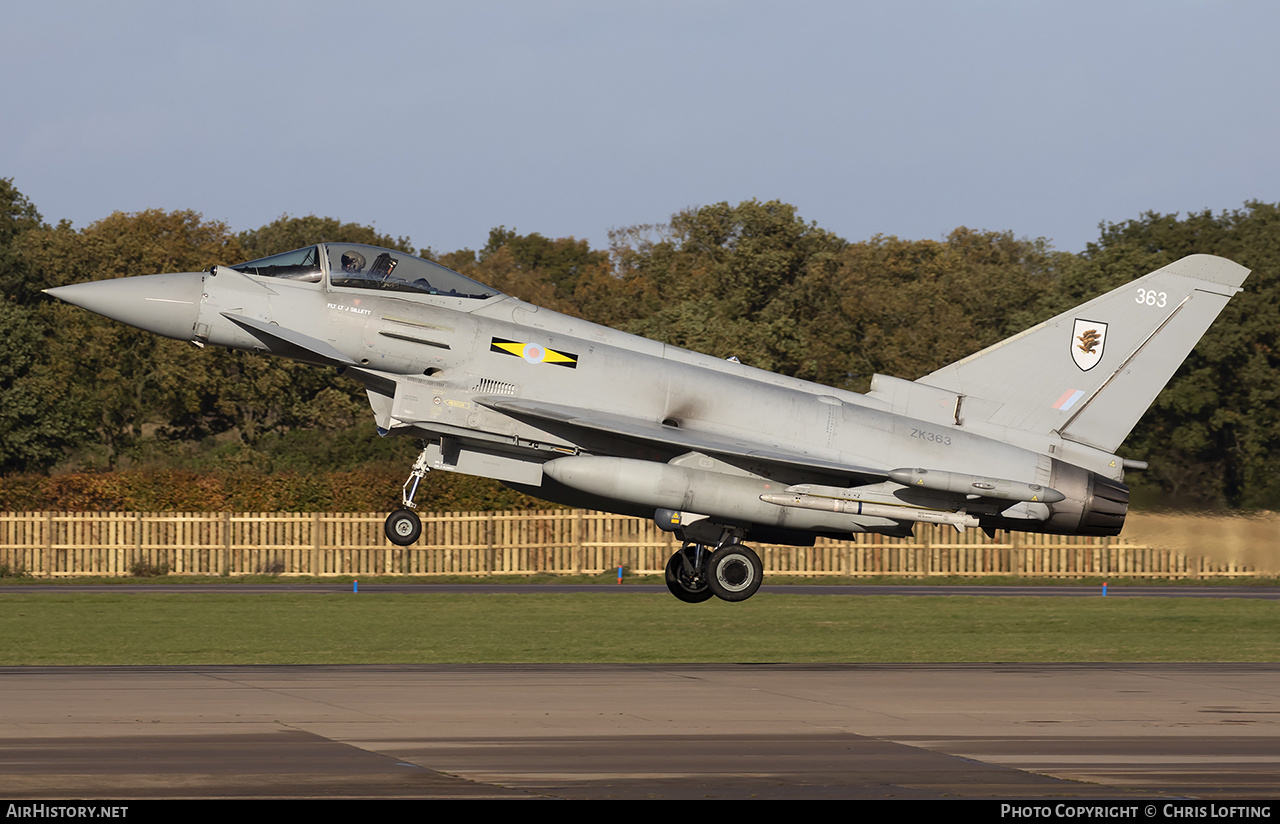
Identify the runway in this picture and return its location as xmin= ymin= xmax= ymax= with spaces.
xmin=2 ymin=664 xmax=1278 ymax=799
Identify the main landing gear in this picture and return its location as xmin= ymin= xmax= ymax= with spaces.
xmin=665 ymin=541 xmax=764 ymax=603
xmin=385 ymin=445 xmax=430 ymax=546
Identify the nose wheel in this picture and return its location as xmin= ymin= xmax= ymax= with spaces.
xmin=385 ymin=508 xmax=422 ymax=546
xmin=385 ymin=444 xmax=431 ymax=546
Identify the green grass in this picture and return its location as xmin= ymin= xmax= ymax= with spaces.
xmin=0 ymin=591 xmax=1277 ymax=665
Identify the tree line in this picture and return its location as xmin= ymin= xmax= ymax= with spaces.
xmin=1 ymin=179 xmax=1276 ymax=511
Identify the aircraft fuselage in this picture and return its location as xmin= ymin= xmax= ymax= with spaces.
xmin=47 ymin=242 xmax=1249 ymax=601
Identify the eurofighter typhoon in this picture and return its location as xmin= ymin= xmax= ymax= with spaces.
xmin=45 ymin=244 xmax=1249 ymax=602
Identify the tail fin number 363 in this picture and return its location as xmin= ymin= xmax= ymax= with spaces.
xmin=1136 ymin=289 xmax=1167 ymax=308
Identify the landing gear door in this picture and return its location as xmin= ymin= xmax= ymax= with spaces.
xmin=425 ymin=438 xmax=544 ymax=486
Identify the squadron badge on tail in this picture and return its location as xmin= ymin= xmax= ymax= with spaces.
xmin=1071 ymin=319 xmax=1107 ymax=371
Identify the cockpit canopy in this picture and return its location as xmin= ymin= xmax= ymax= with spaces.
xmin=229 ymin=243 xmax=500 ymax=300
xmin=230 ymin=246 xmax=323 ymax=281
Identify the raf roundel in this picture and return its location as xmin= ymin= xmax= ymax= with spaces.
xmin=489 ymin=337 xmax=579 ymax=368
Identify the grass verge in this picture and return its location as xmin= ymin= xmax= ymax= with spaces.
xmin=0 ymin=591 xmax=1276 ymax=665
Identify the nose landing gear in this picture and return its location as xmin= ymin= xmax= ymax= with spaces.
xmin=385 ymin=508 xmax=422 ymax=545
xmin=385 ymin=444 xmax=431 ymax=546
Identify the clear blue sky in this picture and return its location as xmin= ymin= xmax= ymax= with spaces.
xmin=5 ymin=1 xmax=1277 ymax=257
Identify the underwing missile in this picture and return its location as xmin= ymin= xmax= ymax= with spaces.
xmin=758 ymin=492 xmax=979 ymax=531
xmin=887 ymin=468 xmax=1065 ymax=503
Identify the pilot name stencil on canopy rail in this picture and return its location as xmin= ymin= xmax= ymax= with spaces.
xmin=46 ymin=244 xmax=1250 ymax=603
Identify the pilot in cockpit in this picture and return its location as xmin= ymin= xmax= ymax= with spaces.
xmin=341 ymin=250 xmax=367 ymax=274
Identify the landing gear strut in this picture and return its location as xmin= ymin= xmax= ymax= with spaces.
xmin=664 ymin=540 xmax=763 ymax=603
xmin=385 ymin=444 xmax=430 ymax=546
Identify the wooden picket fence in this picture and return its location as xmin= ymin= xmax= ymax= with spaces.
xmin=0 ymin=510 xmax=1272 ymax=578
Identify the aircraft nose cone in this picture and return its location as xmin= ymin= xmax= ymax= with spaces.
xmin=44 ymin=272 xmax=205 ymax=340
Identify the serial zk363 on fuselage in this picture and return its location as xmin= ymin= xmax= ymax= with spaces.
xmin=46 ymin=243 xmax=1250 ymax=602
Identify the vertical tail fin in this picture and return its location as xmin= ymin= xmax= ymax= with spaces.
xmin=919 ymin=254 xmax=1250 ymax=452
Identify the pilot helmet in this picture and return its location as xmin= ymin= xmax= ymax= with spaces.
xmin=341 ymin=250 xmax=367 ymax=273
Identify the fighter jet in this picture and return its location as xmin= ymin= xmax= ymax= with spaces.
xmin=45 ymin=244 xmax=1250 ymax=602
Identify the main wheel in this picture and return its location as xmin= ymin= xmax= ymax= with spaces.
xmin=664 ymin=544 xmax=714 ymax=603
xmin=706 ymin=544 xmax=763 ymax=602
xmin=385 ymin=508 xmax=422 ymax=546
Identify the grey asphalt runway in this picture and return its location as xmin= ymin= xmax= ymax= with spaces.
xmin=2 ymin=663 xmax=1278 ymax=800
